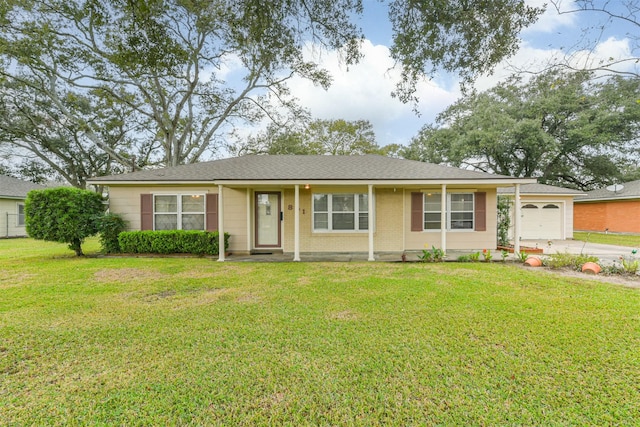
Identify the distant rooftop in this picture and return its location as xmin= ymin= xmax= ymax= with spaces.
xmin=0 ymin=175 xmax=47 ymax=199
xmin=575 ymin=180 xmax=640 ymax=202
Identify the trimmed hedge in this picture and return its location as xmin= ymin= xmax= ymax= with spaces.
xmin=118 ymin=230 xmax=230 ymax=256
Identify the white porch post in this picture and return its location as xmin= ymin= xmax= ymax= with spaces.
xmin=368 ymin=184 xmax=374 ymax=261
xmin=217 ymin=184 xmax=225 ymax=262
xmin=440 ymin=184 xmax=447 ymax=253
xmin=514 ymin=184 xmax=521 ymax=254
xmin=294 ymin=184 xmax=301 ymax=262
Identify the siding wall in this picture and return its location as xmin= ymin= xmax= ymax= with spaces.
xmin=107 ymin=185 xmax=249 ymax=253
xmin=403 ymin=188 xmax=498 ymax=251
xmin=0 ymin=198 xmax=26 ymax=238
xmin=282 ymin=186 xmax=404 ymax=253
xmin=574 ymin=200 xmax=640 ymax=233
xmin=107 ymin=184 xmax=501 ymax=254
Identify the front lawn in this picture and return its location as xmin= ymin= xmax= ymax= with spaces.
xmin=1 ymin=239 xmax=639 ymax=425
xmin=574 ymin=231 xmax=640 ymax=248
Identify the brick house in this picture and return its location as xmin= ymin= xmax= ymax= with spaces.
xmin=574 ymin=180 xmax=640 ymax=234
xmin=87 ymin=155 xmax=535 ymax=260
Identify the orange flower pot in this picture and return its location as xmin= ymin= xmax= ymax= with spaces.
xmin=524 ymin=256 xmax=543 ymax=267
xmin=581 ymin=262 xmax=602 ymax=275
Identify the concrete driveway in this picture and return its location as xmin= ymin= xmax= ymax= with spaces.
xmin=521 ymin=239 xmax=639 ymax=265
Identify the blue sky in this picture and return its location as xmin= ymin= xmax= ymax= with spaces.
xmin=282 ymin=0 xmax=639 ymax=147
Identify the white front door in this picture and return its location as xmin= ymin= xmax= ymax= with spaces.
xmin=255 ymin=192 xmax=281 ymax=248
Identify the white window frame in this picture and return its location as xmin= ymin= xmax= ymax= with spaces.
xmin=17 ymin=203 xmax=25 ymax=226
xmin=153 ymin=193 xmax=206 ymax=231
xmin=423 ymin=192 xmax=475 ymax=231
xmin=312 ymin=193 xmax=371 ymax=233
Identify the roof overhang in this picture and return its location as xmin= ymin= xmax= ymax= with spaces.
xmin=575 ymin=195 xmax=640 ymax=203
xmin=87 ymin=178 xmax=537 ymax=187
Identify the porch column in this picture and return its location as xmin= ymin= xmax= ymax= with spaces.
xmin=440 ymin=184 xmax=447 ymax=253
xmin=217 ymin=184 xmax=225 ymax=262
xmin=368 ymin=184 xmax=374 ymax=261
xmin=514 ymin=184 xmax=521 ymax=254
xmin=294 ymin=184 xmax=301 ymax=261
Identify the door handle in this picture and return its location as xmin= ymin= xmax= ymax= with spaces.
xmin=280 ymin=211 xmax=283 ymax=221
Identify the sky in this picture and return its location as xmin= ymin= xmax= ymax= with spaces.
xmin=281 ymin=0 xmax=639 ymax=147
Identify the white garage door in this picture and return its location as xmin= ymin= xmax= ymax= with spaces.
xmin=521 ymin=203 xmax=563 ymax=239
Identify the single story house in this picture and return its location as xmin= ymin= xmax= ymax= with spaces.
xmin=574 ymin=180 xmax=640 ymax=234
xmin=87 ymin=155 xmax=536 ymax=260
xmin=498 ymin=183 xmax=584 ymax=240
xmin=0 ymin=175 xmax=47 ymax=238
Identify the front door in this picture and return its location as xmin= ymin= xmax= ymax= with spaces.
xmin=255 ymin=192 xmax=281 ymax=248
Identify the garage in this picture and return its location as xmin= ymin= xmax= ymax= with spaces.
xmin=521 ymin=202 xmax=563 ymax=239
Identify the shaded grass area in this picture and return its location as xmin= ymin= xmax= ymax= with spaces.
xmin=574 ymin=231 xmax=640 ymax=248
xmin=1 ymin=239 xmax=639 ymax=425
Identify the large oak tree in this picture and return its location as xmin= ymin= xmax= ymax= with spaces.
xmin=403 ymin=70 xmax=640 ymax=190
xmin=0 ymin=0 xmax=543 ymax=185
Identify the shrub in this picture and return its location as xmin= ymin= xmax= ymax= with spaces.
xmin=25 ymin=187 xmax=105 ymax=256
xmin=418 ymin=245 xmax=445 ymax=262
xmin=118 ymin=230 xmax=230 ymax=256
xmin=545 ymin=251 xmax=599 ymax=270
xmin=497 ymin=195 xmax=512 ymax=247
xmin=97 ymin=213 xmax=127 ymax=254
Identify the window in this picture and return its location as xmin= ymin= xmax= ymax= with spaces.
xmin=313 ymin=193 xmax=369 ymax=231
xmin=17 ymin=203 xmax=25 ymax=226
xmin=154 ymin=194 xmax=205 ymax=230
xmin=423 ymin=193 xmax=474 ymax=230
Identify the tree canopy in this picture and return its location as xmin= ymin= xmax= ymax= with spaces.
xmin=234 ymin=119 xmax=386 ymax=156
xmin=403 ymin=70 xmax=640 ymax=190
xmin=0 ymin=0 xmax=544 ymax=186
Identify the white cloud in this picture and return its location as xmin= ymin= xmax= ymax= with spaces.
xmin=287 ymin=40 xmax=459 ymax=144
xmin=522 ymin=0 xmax=577 ymax=34
xmin=474 ymin=36 xmax=636 ymax=91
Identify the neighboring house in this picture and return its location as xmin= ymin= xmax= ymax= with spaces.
xmin=574 ymin=180 xmax=640 ymax=234
xmin=0 ymin=175 xmax=47 ymax=238
xmin=498 ymin=183 xmax=584 ymax=240
xmin=87 ymin=155 xmax=535 ymax=260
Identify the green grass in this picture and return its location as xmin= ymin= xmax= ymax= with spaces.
xmin=574 ymin=231 xmax=640 ymax=248
xmin=1 ymin=239 xmax=639 ymax=425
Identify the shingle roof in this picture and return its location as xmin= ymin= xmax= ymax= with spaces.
xmin=575 ymin=180 xmax=640 ymax=202
xmin=0 ymin=175 xmax=47 ymax=199
xmin=88 ymin=155 xmax=529 ymax=183
xmin=498 ymin=183 xmax=584 ymax=196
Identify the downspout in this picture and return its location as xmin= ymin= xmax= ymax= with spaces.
xmin=440 ymin=184 xmax=447 ymax=252
xmin=368 ymin=184 xmax=374 ymax=261
xmin=294 ymin=184 xmax=300 ymax=261
xmin=218 ymin=185 xmax=225 ymax=262
xmin=514 ymin=184 xmax=521 ymax=254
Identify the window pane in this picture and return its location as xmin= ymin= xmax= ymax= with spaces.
xmin=332 ymin=195 xmax=354 ymax=212
xmin=182 ymin=214 xmax=205 ymax=230
xmin=182 ymin=195 xmax=204 ymax=212
xmin=155 ymin=195 xmax=177 ymax=213
xmin=313 ymin=194 xmax=328 ymax=212
xmin=314 ymin=212 xmax=328 ymax=230
xmin=155 ymin=214 xmax=177 ymax=230
xmin=17 ymin=204 xmax=25 ymax=226
xmin=333 ymin=212 xmax=355 ymax=230
xmin=424 ymin=193 xmax=441 ymax=211
xmin=451 ymin=212 xmax=473 ymax=229
xmin=450 ymin=194 xmax=473 ymax=211
xmin=424 ymin=212 xmax=441 ymax=230
xmin=358 ymin=194 xmax=368 ymax=212
xmin=359 ymin=213 xmax=368 ymax=230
